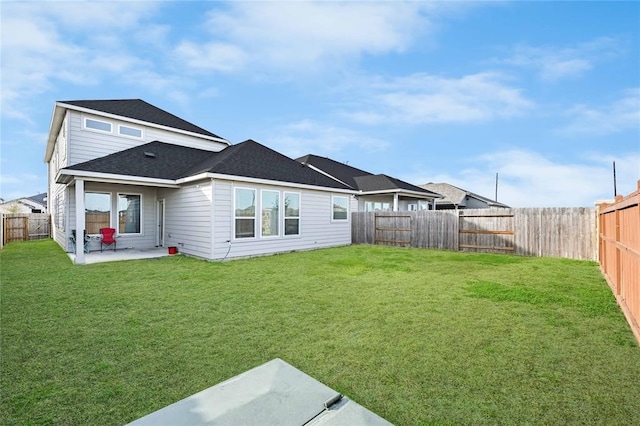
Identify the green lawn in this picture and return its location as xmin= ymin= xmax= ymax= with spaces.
xmin=1 ymin=240 xmax=639 ymax=425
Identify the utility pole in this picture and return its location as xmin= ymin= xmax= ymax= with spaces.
xmin=495 ymin=172 xmax=499 ymax=202
xmin=613 ymin=161 xmax=617 ymax=197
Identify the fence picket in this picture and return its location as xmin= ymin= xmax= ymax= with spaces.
xmin=352 ymin=208 xmax=597 ymax=261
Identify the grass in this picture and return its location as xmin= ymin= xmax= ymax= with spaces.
xmin=1 ymin=240 xmax=639 ymax=425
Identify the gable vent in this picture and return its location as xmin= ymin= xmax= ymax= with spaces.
xmin=144 ymin=152 xmax=156 ymax=158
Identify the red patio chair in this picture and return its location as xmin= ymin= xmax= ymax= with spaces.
xmin=99 ymin=228 xmax=117 ymax=252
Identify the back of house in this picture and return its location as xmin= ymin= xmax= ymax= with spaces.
xmin=45 ymin=99 xmax=357 ymax=264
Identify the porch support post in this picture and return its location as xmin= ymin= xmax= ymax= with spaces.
xmin=393 ymin=193 xmax=399 ymax=212
xmin=75 ymin=179 xmax=85 ymax=264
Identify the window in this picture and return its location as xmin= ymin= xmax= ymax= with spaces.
xmin=284 ymin=192 xmax=300 ymax=236
xmin=119 ymin=125 xmax=143 ymax=139
xmin=261 ymin=191 xmax=279 ymax=237
xmin=84 ymin=117 xmax=112 ymax=133
xmin=85 ymin=192 xmax=111 ymax=234
xmin=332 ymin=196 xmax=349 ymax=221
xmin=365 ymin=201 xmax=391 ymax=212
xmin=118 ymin=194 xmax=141 ymax=234
xmin=235 ymin=188 xmax=256 ymax=238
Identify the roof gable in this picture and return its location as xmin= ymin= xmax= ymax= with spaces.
xmin=59 ymin=99 xmax=224 ymax=139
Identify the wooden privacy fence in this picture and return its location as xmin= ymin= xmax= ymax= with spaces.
xmin=1 ymin=213 xmax=51 ymax=246
xmin=597 ymin=181 xmax=640 ymax=344
xmin=352 ymin=207 xmax=597 ymax=260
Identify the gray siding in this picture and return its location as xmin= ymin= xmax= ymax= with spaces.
xmin=159 ymin=182 xmax=213 ymax=259
xmin=211 ymin=180 xmax=351 ymax=260
xmin=68 ymin=183 xmax=159 ymax=252
xmin=66 ymin=111 xmax=226 ymax=167
xmin=49 ymin=117 xmax=69 ymax=249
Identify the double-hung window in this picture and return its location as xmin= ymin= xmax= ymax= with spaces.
xmin=332 ymin=196 xmax=349 ymax=221
xmin=118 ymin=194 xmax=141 ymax=234
xmin=284 ymin=192 xmax=300 ymax=236
xmin=235 ymin=188 xmax=256 ymax=238
xmin=261 ymin=191 xmax=279 ymax=237
xmin=85 ymin=192 xmax=111 ymax=234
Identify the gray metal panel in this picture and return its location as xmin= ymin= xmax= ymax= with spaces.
xmin=128 ymin=359 xmax=339 ymax=426
xmin=310 ymin=398 xmax=393 ymax=426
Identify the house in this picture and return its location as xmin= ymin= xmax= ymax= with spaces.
xmin=0 ymin=193 xmax=48 ymax=214
xmin=419 ymin=182 xmax=510 ymax=210
xmin=296 ymin=155 xmax=442 ymax=212
xmin=45 ymin=99 xmax=357 ymax=264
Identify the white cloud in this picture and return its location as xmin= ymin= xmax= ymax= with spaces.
xmin=403 ymin=149 xmax=639 ymax=207
xmin=344 ymin=72 xmax=533 ymax=125
xmin=264 ymin=119 xmax=390 ymax=159
xmin=0 ymin=2 xmax=162 ymax=119
xmin=179 ymin=1 xmax=461 ymax=74
xmin=174 ymin=41 xmax=247 ymax=72
xmin=559 ymin=88 xmax=640 ymax=136
xmin=503 ymin=37 xmax=624 ymax=81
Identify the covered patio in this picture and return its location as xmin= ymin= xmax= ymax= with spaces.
xmin=67 ymin=246 xmax=172 ymax=265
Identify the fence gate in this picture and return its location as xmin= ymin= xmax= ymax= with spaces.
xmin=458 ymin=212 xmax=515 ymax=253
xmin=4 ymin=216 xmax=29 ymax=244
xmin=374 ymin=214 xmax=411 ymax=247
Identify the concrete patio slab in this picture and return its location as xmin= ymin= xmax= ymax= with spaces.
xmin=68 ymin=247 xmax=172 ymax=264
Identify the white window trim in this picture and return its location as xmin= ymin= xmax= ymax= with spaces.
xmin=260 ymin=190 xmax=280 ymax=238
xmin=117 ymin=192 xmax=143 ymax=235
xmin=332 ymin=195 xmax=349 ymax=222
xmin=83 ymin=116 xmax=112 ymax=134
xmin=118 ymin=124 xmax=144 ymax=140
xmin=283 ymin=191 xmax=301 ymax=237
xmin=234 ymin=187 xmax=257 ymax=240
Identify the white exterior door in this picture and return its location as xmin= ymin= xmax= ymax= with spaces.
xmin=156 ymin=199 xmax=165 ymax=247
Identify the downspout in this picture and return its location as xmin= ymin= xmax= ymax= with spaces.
xmin=393 ymin=193 xmax=399 ymax=211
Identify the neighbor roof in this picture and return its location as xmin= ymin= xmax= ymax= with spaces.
xmin=62 ymin=140 xmax=352 ymax=190
xmin=58 ymin=99 xmax=223 ymax=139
xmin=421 ymin=182 xmax=509 ymax=207
xmin=25 ymin=193 xmax=47 ymax=207
xmin=296 ymin=154 xmax=441 ymax=197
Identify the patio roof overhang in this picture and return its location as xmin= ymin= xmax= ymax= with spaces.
xmin=57 ymin=169 xmax=180 ymax=188
xmin=358 ymin=189 xmax=443 ymax=199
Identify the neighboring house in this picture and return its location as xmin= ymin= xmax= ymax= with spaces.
xmin=420 ymin=182 xmax=510 ymax=210
xmin=295 ymin=155 xmax=442 ymax=212
xmin=45 ymin=99 xmax=357 ymax=264
xmin=0 ymin=193 xmax=48 ymax=213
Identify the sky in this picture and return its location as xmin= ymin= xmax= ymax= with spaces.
xmin=1 ymin=1 xmax=639 ymax=207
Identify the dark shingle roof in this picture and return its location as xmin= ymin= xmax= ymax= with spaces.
xmin=65 ymin=141 xmax=212 ymax=180
xmin=64 ymin=141 xmax=352 ymax=190
xmin=59 ymin=99 xmax=224 ymax=139
xmin=26 ymin=193 xmax=48 ymax=207
xmin=296 ymin=154 xmax=372 ymax=188
xmin=354 ymin=174 xmax=440 ymax=195
xmin=296 ymin=154 xmax=440 ymax=196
